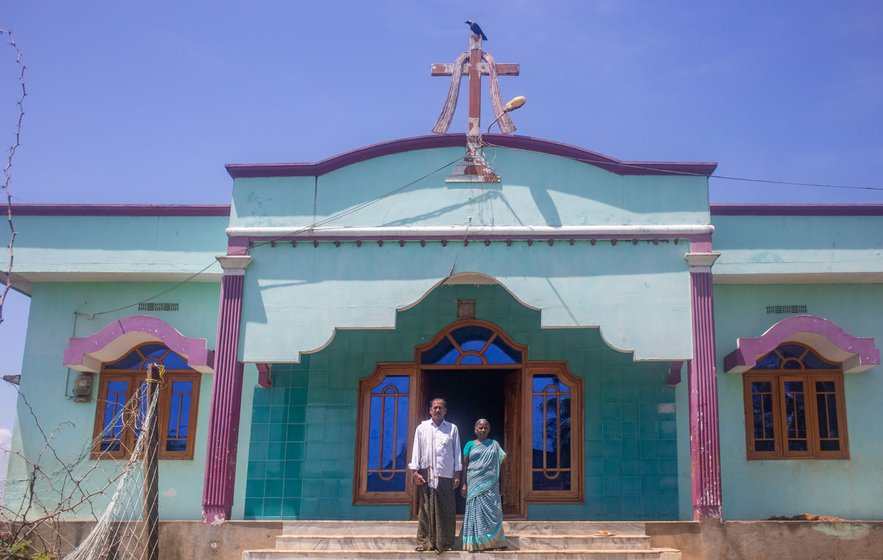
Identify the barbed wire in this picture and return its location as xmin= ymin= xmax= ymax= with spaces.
xmin=0 ymin=28 xmax=26 ymax=325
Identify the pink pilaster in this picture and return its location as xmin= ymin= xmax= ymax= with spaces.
xmin=202 ymin=254 xmax=251 ymax=523
xmin=685 ymin=250 xmax=722 ymax=520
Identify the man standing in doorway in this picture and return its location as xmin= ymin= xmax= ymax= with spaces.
xmin=409 ymin=398 xmax=462 ymax=553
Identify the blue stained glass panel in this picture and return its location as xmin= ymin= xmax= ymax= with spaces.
xmin=382 ymin=394 xmax=397 ymax=469
xmin=421 ymin=328 xmax=523 ymax=364
xmin=779 ymin=345 xmax=805 ymax=360
xmin=460 ymin=339 xmax=486 ymax=353
xmin=451 ymin=325 xmax=493 ymax=347
xmin=421 ymin=336 xmax=458 ymax=365
xmin=751 ymin=381 xmax=772 ymax=394
xmin=105 ymin=352 xmax=143 ymax=370
xmin=367 ymin=472 xmax=406 ymax=492
xmin=368 ymin=395 xmax=382 ymax=468
xmin=396 ymin=396 xmax=409 ymax=469
xmin=533 ymin=375 xmax=569 ymax=393
xmin=169 ymin=393 xmax=181 ymax=437
xmin=784 ymin=381 xmax=807 ymax=450
xmin=802 ymin=351 xmax=834 ymax=370
xmin=559 ymin=395 xmax=572 ymax=468
xmin=532 ymin=470 xmax=570 ymax=492
xmin=366 ymin=375 xmax=410 ymax=491
xmin=179 ymin=394 xmax=191 ymax=438
xmin=140 ymin=344 xmax=167 ymax=359
xmin=161 ymin=351 xmax=193 ymax=370
xmin=483 ymin=341 xmax=519 ymax=364
xmin=372 ymin=376 xmax=409 ymax=394
xmin=754 ymin=352 xmax=781 ymax=370
xmin=460 ymin=354 xmax=483 ymax=365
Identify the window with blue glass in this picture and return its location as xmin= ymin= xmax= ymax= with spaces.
xmin=366 ymin=376 xmax=410 ymax=492
xmin=355 ymin=365 xmax=416 ymax=503
xmin=743 ymin=343 xmax=848 ymax=460
xmin=527 ymin=365 xmax=583 ymax=501
xmin=420 ymin=323 xmax=523 ymax=366
xmin=93 ymin=343 xmax=200 ymax=460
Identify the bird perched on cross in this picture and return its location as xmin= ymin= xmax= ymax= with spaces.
xmin=465 ymin=20 xmax=488 ymax=41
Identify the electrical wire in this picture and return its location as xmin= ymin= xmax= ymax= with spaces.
xmin=81 ymin=154 xmax=465 ymax=319
xmin=479 ymin=139 xmax=883 ymax=192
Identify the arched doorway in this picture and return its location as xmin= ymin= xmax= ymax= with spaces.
xmin=353 ymin=319 xmax=583 ymax=519
xmin=416 ymin=320 xmax=526 ymax=517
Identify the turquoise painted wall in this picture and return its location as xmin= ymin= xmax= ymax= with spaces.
xmin=243 ymin=284 xmax=679 ymax=521
xmin=7 ymin=281 xmax=220 ymax=520
xmin=713 ymin=214 xmax=883 ymax=278
xmin=229 ymin=147 xmax=710 ymax=230
xmin=240 ymin=241 xmax=694 ymax=363
xmin=232 ymin=145 xmax=710 ymax=364
xmin=3 ymin=214 xmax=228 ymax=279
xmin=715 ymin=284 xmax=883 ymax=520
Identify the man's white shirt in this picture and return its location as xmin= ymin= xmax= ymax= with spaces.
xmin=409 ymin=419 xmax=462 ymax=489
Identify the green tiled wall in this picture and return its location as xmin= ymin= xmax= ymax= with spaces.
xmin=244 ymin=284 xmax=677 ymax=520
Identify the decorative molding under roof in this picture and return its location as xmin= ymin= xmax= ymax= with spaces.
xmin=64 ymin=315 xmax=214 ymax=374
xmin=723 ymin=315 xmax=880 ymax=374
xmin=226 ymin=224 xmax=715 ymax=241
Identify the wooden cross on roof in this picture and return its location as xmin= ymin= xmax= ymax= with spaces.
xmin=432 ymin=32 xmax=520 ymax=182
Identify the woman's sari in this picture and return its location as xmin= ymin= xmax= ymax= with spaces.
xmin=461 ymin=439 xmax=507 ymax=551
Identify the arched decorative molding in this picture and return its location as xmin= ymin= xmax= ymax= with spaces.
xmin=723 ymin=315 xmax=880 ymax=374
xmin=63 ymin=315 xmax=214 ymax=374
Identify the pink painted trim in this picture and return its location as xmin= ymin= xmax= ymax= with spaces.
xmin=227 ymin=236 xmax=250 ymax=256
xmin=711 ymin=204 xmax=883 ymax=216
xmin=689 ymin=234 xmax=713 ymax=253
xmin=3 ymin=204 xmax=230 ymax=216
xmin=723 ymin=315 xmax=880 ymax=374
xmin=202 ymin=274 xmax=246 ymax=522
xmin=63 ymin=315 xmax=213 ymax=373
xmin=225 ymin=134 xmax=718 ymax=178
xmin=242 ymin=232 xmax=703 ymax=244
xmin=689 ymin=270 xmax=722 ymax=520
xmin=256 ymin=363 xmax=272 ymax=388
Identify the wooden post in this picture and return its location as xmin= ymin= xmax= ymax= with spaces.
xmin=144 ymin=364 xmax=160 ymax=560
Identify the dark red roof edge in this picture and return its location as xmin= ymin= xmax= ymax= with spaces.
xmin=711 ymin=204 xmax=883 ymax=216
xmin=1 ymin=204 xmax=231 ymax=217
xmin=225 ymin=134 xmax=718 ymax=179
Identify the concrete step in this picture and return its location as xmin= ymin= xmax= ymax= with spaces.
xmin=504 ymin=522 xmax=647 ymax=536
xmin=274 ymin=534 xmax=652 ymax=552
xmin=245 ymin=549 xmax=682 ymax=560
xmin=280 ymin=521 xmax=648 ymax=537
xmin=255 ymin=521 xmax=683 ymax=560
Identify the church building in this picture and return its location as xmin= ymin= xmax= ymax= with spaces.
xmin=3 ymin=31 xmax=882 ymax=542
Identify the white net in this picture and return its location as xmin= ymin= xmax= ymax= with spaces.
xmin=1 ymin=369 xmax=162 ymax=560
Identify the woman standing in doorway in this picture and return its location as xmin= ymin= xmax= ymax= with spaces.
xmin=460 ymin=418 xmax=507 ymax=552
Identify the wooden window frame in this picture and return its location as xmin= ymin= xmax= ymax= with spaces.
xmin=353 ymin=364 xmax=418 ymax=505
xmin=92 ymin=369 xmax=200 ymax=461
xmin=743 ymin=346 xmax=849 ymax=460
xmin=524 ymin=362 xmax=584 ymax=503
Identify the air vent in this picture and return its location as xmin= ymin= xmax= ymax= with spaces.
xmin=766 ymin=304 xmax=807 ymax=315
xmin=138 ymin=302 xmax=180 ymax=312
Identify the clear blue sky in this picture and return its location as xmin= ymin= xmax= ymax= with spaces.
xmin=1 ymin=1 xmax=882 ymax=436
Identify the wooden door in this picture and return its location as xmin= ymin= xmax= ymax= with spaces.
xmin=502 ymin=369 xmax=524 ymax=517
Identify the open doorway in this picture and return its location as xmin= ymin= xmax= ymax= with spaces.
xmin=422 ymin=368 xmax=522 ymax=517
